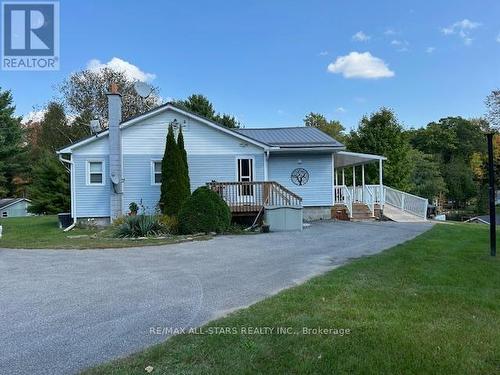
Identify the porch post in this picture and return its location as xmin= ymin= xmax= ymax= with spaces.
xmin=342 ymin=168 xmax=345 ymax=185
xmin=379 ymin=159 xmax=384 ymax=208
xmin=331 ymin=153 xmax=335 ymax=205
xmin=352 ymin=166 xmax=356 ymax=201
xmin=361 ymin=164 xmax=365 ymax=202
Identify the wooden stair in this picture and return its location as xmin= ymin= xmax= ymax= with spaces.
xmin=351 ymin=203 xmax=376 ymax=220
xmin=331 ymin=203 xmax=378 ymax=221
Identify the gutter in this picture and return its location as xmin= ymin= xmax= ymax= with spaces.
xmin=58 ymin=154 xmax=77 ymax=231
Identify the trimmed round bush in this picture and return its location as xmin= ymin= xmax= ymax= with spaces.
xmin=178 ymin=186 xmax=231 ymax=234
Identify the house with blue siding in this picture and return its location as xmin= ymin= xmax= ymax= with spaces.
xmin=57 ymin=87 xmax=428 ymax=227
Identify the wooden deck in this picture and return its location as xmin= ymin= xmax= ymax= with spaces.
xmin=207 ymin=181 xmax=302 ymax=215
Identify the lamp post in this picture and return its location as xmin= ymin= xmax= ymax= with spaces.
xmin=486 ymin=132 xmax=496 ymax=257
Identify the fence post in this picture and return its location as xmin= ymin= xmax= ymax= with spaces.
xmin=401 ymin=193 xmax=405 ymax=211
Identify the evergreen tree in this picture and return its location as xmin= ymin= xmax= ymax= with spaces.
xmin=175 ymin=94 xmax=240 ymax=128
xmin=0 ymin=87 xmax=25 ymax=197
xmin=28 ymin=152 xmax=70 ymax=214
xmin=177 ymin=127 xmax=191 ymax=208
xmin=160 ymin=125 xmax=191 ymax=216
xmin=160 ymin=125 xmax=177 ymax=215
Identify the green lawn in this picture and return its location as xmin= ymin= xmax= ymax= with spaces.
xmin=83 ymin=224 xmax=499 ymax=374
xmin=0 ymin=216 xmax=209 ymax=249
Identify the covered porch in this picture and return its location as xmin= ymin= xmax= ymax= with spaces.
xmin=333 ymin=151 xmax=428 ymax=220
xmin=333 ymin=151 xmax=386 ymax=219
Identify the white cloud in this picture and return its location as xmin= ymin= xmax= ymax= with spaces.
xmin=426 ymin=46 xmax=436 ymax=53
xmin=21 ymin=109 xmax=46 ymax=124
xmin=352 ymin=31 xmax=371 ymax=42
xmin=86 ymin=57 xmax=156 ymax=82
xmin=384 ymin=28 xmax=396 ymax=36
xmin=327 ymin=52 xmax=395 ymax=79
xmin=390 ymin=40 xmax=410 ymax=52
xmin=318 ymin=51 xmax=329 ymax=56
xmin=496 ymin=33 xmax=500 ymax=43
xmin=335 ymin=107 xmax=346 ymax=113
xmin=441 ymin=19 xmax=481 ymax=45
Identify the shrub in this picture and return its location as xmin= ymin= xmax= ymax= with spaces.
xmin=114 ymin=215 xmax=167 ymax=238
xmin=178 ymin=186 xmax=231 ymax=234
xmin=129 ymin=202 xmax=139 ymax=215
xmin=158 ymin=214 xmax=179 ymax=234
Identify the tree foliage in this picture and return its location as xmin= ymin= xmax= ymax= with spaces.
xmin=175 ymin=94 xmax=240 ymax=128
xmin=33 ymin=102 xmax=90 ymax=156
xmin=0 ymin=87 xmax=25 ymax=197
xmin=407 ymin=116 xmax=490 ymax=210
xmin=178 ymin=186 xmax=231 ymax=234
xmin=28 ymin=152 xmax=70 ymax=214
xmin=348 ymin=108 xmax=413 ymax=190
xmin=303 ymin=112 xmax=345 ymax=142
xmin=408 ymin=149 xmax=447 ymax=201
xmin=160 ymin=125 xmax=190 ymax=216
xmin=60 ymin=67 xmax=161 ymax=124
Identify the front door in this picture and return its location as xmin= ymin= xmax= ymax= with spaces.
xmin=237 ymin=157 xmax=254 ymax=201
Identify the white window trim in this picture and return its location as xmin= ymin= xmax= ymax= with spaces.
xmin=86 ymin=159 xmax=105 ymax=186
xmin=1 ymin=211 xmax=7 ymax=218
xmin=151 ymin=159 xmax=162 ymax=186
xmin=234 ymin=155 xmax=256 ymax=182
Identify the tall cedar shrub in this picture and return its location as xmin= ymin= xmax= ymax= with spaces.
xmin=160 ymin=125 xmax=177 ymax=215
xmin=177 ymin=127 xmax=191 ymax=200
xmin=160 ymin=125 xmax=191 ymax=216
xmin=178 ymin=186 xmax=231 ymax=234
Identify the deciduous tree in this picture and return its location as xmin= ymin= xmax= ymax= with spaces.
xmin=60 ymin=67 xmax=161 ymax=125
xmin=303 ymin=112 xmax=345 ymax=142
xmin=347 ymin=108 xmax=413 ymax=190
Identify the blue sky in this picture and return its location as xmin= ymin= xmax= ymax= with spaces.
xmin=2 ymin=0 xmax=500 ymax=130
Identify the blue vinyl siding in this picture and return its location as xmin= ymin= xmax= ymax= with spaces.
xmin=73 ymin=155 xmax=110 ymax=217
xmin=120 ymin=153 xmax=265 ymax=215
xmin=268 ymin=153 xmax=332 ymax=206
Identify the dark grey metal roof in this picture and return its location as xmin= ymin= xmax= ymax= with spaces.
xmin=234 ymin=127 xmax=344 ymax=148
xmin=0 ymin=198 xmax=29 ymax=209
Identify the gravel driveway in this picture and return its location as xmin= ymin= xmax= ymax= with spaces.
xmin=0 ymin=220 xmax=431 ymax=374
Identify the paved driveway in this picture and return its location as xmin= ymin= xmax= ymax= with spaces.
xmin=0 ymin=220 xmax=431 ymax=374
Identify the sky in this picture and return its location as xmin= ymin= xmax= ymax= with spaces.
xmin=2 ymin=0 xmax=500 ymax=130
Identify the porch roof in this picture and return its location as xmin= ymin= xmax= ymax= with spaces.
xmin=334 ymin=151 xmax=386 ymax=168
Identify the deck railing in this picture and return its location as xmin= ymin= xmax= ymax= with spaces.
xmin=336 ymin=184 xmax=428 ymax=220
xmin=334 ymin=185 xmax=353 ymax=218
xmin=207 ymin=181 xmax=302 ymax=214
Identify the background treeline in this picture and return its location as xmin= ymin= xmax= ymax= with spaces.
xmin=0 ymin=65 xmax=498 ymax=217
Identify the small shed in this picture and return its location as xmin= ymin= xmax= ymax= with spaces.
xmin=0 ymin=198 xmax=31 ymax=218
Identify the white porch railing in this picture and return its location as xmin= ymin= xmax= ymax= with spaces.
xmin=368 ymin=185 xmax=428 ymax=219
xmin=334 ymin=185 xmax=353 ymax=218
xmin=335 ymin=184 xmax=428 ymax=220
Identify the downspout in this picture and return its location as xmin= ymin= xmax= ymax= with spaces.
xmin=264 ymin=150 xmax=269 ymax=181
xmin=59 ymin=153 xmax=77 ymax=231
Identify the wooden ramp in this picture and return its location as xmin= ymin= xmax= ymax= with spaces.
xmin=383 ymin=204 xmax=427 ymax=222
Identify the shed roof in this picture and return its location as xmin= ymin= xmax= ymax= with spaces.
xmin=234 ymin=127 xmax=344 ymax=148
xmin=0 ymin=198 xmax=30 ymax=210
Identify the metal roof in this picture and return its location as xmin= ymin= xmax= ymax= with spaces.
xmin=234 ymin=127 xmax=344 ymax=148
xmin=0 ymin=198 xmax=30 ymax=210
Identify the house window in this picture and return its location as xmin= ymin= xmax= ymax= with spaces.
xmin=152 ymin=161 xmax=162 ymax=185
xmin=87 ymin=161 xmax=104 ymax=185
xmin=1 ymin=212 xmax=7 ymax=218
